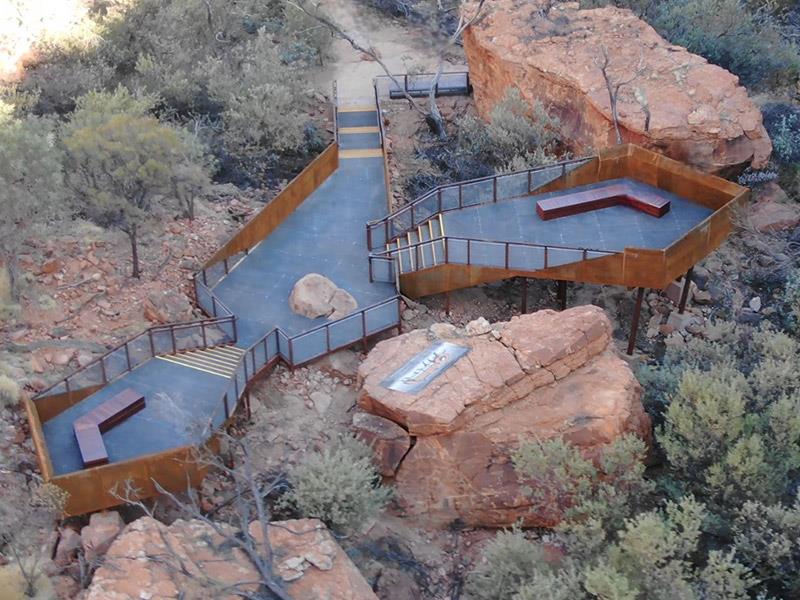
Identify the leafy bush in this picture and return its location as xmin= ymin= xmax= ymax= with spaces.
xmin=467 ymin=497 xmax=755 ymax=600
xmin=280 ymin=435 xmax=391 ymax=533
xmin=0 ymin=376 xmax=19 ymax=407
xmin=651 ymin=326 xmax=800 ymax=517
xmin=513 ymin=434 xmax=652 ymax=535
xmin=762 ymin=103 xmax=800 ymax=164
xmin=734 ymin=493 xmax=800 ymax=597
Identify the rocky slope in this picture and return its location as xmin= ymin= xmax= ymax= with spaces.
xmin=355 ymin=306 xmax=651 ymax=527
xmin=462 ymin=0 xmax=771 ymax=173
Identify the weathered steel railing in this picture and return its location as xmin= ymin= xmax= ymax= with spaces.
xmin=34 ymin=316 xmax=237 ymax=400
xmin=368 ymin=235 xmax=617 ymax=282
xmin=366 ymin=157 xmax=595 ymax=251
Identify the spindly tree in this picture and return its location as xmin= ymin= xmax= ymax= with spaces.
xmin=0 ymin=102 xmax=65 ymax=299
xmin=63 ymin=87 xmax=210 ymax=277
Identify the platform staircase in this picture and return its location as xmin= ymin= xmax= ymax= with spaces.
xmin=387 ymin=214 xmax=446 ymax=275
xmin=156 ymin=344 xmax=245 ymax=379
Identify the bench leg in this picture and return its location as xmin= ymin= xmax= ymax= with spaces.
xmin=678 ymin=267 xmax=694 ymax=315
xmin=627 ymin=287 xmax=645 ymax=356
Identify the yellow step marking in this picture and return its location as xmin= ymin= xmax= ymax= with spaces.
xmin=177 ymin=351 xmax=240 ymax=371
xmin=417 ymin=226 xmax=427 ymax=269
xmin=429 ymin=220 xmax=437 ymax=264
xmin=204 ymin=344 xmax=245 ymax=357
xmin=162 ymin=352 xmax=237 ymax=373
xmin=339 ymin=148 xmax=383 ymax=159
xmin=337 ymin=105 xmax=377 ymax=113
xmin=156 ymin=355 xmax=231 ymax=378
xmin=338 ymin=126 xmax=380 ymax=134
xmin=196 ymin=347 xmax=244 ymax=364
xmin=407 ymin=232 xmax=416 ymax=271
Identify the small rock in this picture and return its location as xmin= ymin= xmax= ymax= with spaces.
xmin=81 ymin=511 xmax=124 ymax=561
xmin=465 ymin=317 xmax=491 ymax=336
xmin=309 ymin=391 xmax=332 ymax=415
xmin=749 ymin=297 xmax=762 ymax=312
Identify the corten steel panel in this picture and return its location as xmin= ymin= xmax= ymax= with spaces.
xmin=35 ymin=385 xmax=104 ymax=423
xmin=52 ymin=444 xmax=211 ymax=516
xmin=24 ymin=396 xmax=54 ymax=481
xmin=534 ymin=158 xmax=601 ymax=195
xmin=204 ymin=143 xmax=339 ymax=267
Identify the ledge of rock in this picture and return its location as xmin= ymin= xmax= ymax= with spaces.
xmin=462 ymin=0 xmax=771 ymax=173
xmin=289 ymin=273 xmax=358 ymax=321
xmin=356 ymin=306 xmax=650 ymax=527
xmin=86 ymin=516 xmax=377 ymax=600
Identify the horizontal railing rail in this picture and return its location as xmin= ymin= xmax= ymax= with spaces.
xmin=373 ymin=71 xmax=471 ymax=100
xmin=34 ymin=315 xmax=238 ymax=399
xmin=366 ymin=157 xmax=596 ymax=250
xmin=369 ymin=235 xmax=618 ymax=281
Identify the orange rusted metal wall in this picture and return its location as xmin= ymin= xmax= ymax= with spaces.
xmin=204 ymin=143 xmax=339 ymax=267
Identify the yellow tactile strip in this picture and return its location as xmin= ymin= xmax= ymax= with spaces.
xmin=157 ymin=345 xmax=244 ymax=378
xmin=337 ymin=105 xmax=377 ymax=113
xmin=339 ymin=148 xmax=384 ymax=159
xmin=338 ymin=126 xmax=380 ymax=134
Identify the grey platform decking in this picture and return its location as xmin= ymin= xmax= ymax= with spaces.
xmin=443 ymin=178 xmax=712 ymax=253
xmin=43 ymin=108 xmax=396 ymax=476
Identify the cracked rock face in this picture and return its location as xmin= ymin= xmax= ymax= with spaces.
xmin=462 ymin=0 xmax=772 ymax=173
xmin=356 ymin=306 xmax=651 ymax=527
xmin=86 ymin=517 xmax=377 ymax=600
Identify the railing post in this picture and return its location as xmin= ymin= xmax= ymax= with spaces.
xmin=170 ymin=327 xmax=177 ymax=354
xmin=202 ymin=269 xmax=208 ymax=287
xmin=458 ymin=185 xmax=463 ymax=209
xmin=148 ymin=330 xmax=155 ymax=357
xmin=224 ymin=258 xmax=229 ymax=274
xmin=444 ymin=237 xmax=449 ymax=263
xmin=544 ymin=246 xmax=549 ymax=269
xmin=467 ymin=239 xmax=471 ymax=264
xmin=493 ymin=177 xmax=498 ymax=202
xmin=211 ymin=296 xmax=218 ymax=317
xmin=124 ymin=343 xmax=132 ymax=371
xmin=289 ymin=337 xmax=295 ymax=368
xmin=505 ymin=243 xmax=509 ymax=270
xmin=438 ymin=189 xmax=442 ymax=213
xmin=361 ymin=310 xmax=368 ymax=353
xmin=99 ymin=357 xmax=108 ymax=384
xmin=232 ymin=317 xmax=238 ymax=344
xmin=528 ymin=170 xmax=532 ymax=193
xmin=201 ymin=323 xmax=208 ymax=348
xmin=411 ymin=204 xmax=415 ymax=227
xmin=366 ymin=223 xmax=372 ymax=250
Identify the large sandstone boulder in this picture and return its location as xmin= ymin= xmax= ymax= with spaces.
xmin=357 ymin=306 xmax=650 ymax=527
xmin=87 ymin=516 xmax=377 ymax=600
xmin=289 ymin=273 xmax=358 ymax=320
xmin=462 ymin=1 xmax=771 ymax=173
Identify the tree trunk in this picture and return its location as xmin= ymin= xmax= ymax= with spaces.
xmin=127 ymin=228 xmax=141 ymax=278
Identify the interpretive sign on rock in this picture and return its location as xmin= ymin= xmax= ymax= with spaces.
xmin=381 ymin=341 xmax=469 ymax=394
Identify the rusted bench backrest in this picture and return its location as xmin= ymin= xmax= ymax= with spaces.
xmin=73 ymin=388 xmax=145 ymax=468
xmin=536 ymin=181 xmax=670 ymax=221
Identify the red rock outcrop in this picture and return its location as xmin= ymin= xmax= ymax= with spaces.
xmin=462 ymin=1 xmax=771 ymax=173
xmin=86 ymin=516 xmax=377 ymax=600
xmin=357 ymin=306 xmax=650 ymax=527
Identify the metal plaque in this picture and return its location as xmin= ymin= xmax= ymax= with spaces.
xmin=381 ymin=341 xmax=470 ymax=394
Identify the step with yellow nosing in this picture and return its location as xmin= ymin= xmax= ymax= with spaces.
xmin=337 ymin=105 xmax=377 ymax=113
xmin=338 ymin=126 xmax=380 ymax=135
xmin=156 ymin=355 xmax=232 ymax=378
xmin=340 ymin=148 xmax=384 ymax=159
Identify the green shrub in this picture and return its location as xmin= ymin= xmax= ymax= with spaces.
xmin=734 ymin=493 xmax=800 ymax=597
xmin=467 ymin=497 xmax=755 ymax=600
xmin=280 ymin=435 xmax=391 ymax=533
xmin=0 ymin=376 xmax=19 ymax=407
xmin=513 ymin=434 xmax=652 ymax=536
